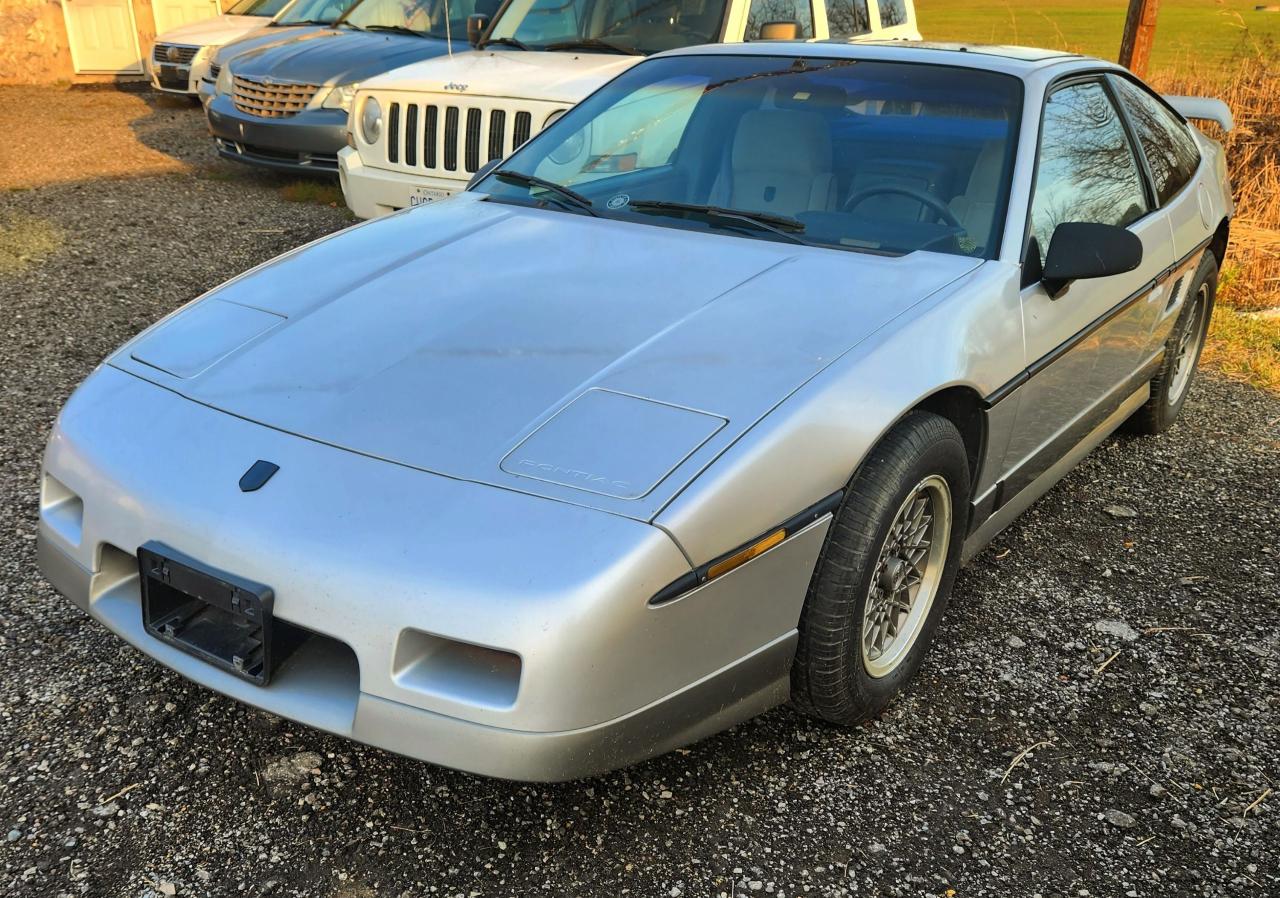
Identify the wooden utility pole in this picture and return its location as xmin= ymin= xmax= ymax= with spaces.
xmin=1119 ymin=0 xmax=1160 ymax=77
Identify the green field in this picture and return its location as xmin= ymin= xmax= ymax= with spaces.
xmin=914 ymin=0 xmax=1280 ymax=69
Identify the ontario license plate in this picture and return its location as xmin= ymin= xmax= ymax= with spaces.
xmin=409 ymin=186 xmax=452 ymax=207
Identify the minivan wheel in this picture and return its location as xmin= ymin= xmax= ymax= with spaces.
xmin=792 ymin=411 xmax=970 ymax=725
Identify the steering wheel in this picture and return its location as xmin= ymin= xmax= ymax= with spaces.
xmin=842 ymin=185 xmax=962 ymax=229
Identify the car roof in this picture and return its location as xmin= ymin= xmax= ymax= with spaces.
xmin=657 ymin=40 xmax=1108 ymax=79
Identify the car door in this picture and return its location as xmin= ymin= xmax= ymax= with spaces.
xmin=999 ymin=77 xmax=1174 ymax=499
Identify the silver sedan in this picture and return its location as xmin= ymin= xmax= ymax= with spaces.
xmin=38 ymin=41 xmax=1234 ymax=780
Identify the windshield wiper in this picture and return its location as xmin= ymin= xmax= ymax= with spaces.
xmin=278 ymin=18 xmax=334 ymax=25
xmin=543 ymin=37 xmax=642 ymax=56
xmin=480 ymin=36 xmax=531 ymax=50
xmin=362 ymin=24 xmax=427 ymax=37
xmin=627 ymin=200 xmax=810 ymax=244
xmin=493 ymin=170 xmax=598 ymax=216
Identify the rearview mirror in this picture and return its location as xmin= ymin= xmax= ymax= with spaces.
xmin=759 ymin=21 xmax=800 ymax=40
xmin=467 ymin=13 xmax=490 ymax=46
xmin=1041 ymin=222 xmax=1143 ymax=299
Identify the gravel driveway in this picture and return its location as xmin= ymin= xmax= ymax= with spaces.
xmin=0 ymin=87 xmax=1277 ymax=898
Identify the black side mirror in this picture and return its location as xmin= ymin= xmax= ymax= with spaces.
xmin=467 ymin=13 xmax=490 ymax=46
xmin=758 ymin=21 xmax=800 ymax=40
xmin=1041 ymin=221 xmax=1143 ymax=299
xmin=467 ymin=157 xmax=503 ymax=190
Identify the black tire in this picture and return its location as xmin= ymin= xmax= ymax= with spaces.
xmin=792 ymin=411 xmax=970 ymax=725
xmin=1127 ymin=252 xmax=1218 ymax=435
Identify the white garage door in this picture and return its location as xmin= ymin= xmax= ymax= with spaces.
xmin=151 ymin=0 xmax=222 ymax=36
xmin=61 ymin=0 xmax=143 ymax=73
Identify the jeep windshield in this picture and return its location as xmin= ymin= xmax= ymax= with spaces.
xmin=477 ymin=54 xmax=1022 ymax=259
xmin=338 ymin=0 xmax=478 ymax=39
xmin=485 ymin=0 xmax=729 ymax=56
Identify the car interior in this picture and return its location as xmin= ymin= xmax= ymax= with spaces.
xmin=517 ymin=61 xmax=1023 ymax=258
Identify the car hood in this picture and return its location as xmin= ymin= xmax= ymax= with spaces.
xmin=157 ymin=14 xmax=267 ymax=47
xmin=211 ymin=24 xmax=328 ymax=65
xmin=229 ymin=28 xmax=454 ymax=85
xmin=112 ymin=194 xmax=982 ymax=520
xmin=362 ymin=48 xmax=640 ymax=103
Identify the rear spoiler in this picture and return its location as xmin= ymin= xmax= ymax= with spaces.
xmin=1163 ymin=96 xmax=1234 ymax=132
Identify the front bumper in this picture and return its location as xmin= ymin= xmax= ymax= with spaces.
xmin=206 ymin=95 xmax=346 ymax=174
xmin=147 ymin=55 xmax=209 ymax=96
xmin=37 ymin=366 xmax=826 ymax=779
xmin=338 ymin=146 xmax=465 ymax=219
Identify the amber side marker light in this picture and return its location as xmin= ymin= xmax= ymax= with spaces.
xmin=706 ymin=529 xmax=785 ymax=580
xmin=648 ymin=490 xmax=845 ymax=607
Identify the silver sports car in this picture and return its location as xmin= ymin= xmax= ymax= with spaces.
xmin=38 ymin=41 xmax=1233 ymax=781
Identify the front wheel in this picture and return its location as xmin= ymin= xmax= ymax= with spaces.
xmin=1127 ymin=252 xmax=1217 ymax=434
xmin=792 ymin=411 xmax=970 ymax=725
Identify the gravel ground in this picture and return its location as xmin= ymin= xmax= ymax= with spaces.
xmin=1 ymin=89 xmax=1278 ymax=898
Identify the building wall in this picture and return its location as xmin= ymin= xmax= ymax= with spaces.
xmin=0 ymin=0 xmax=73 ymax=82
xmin=0 ymin=0 xmax=233 ymax=84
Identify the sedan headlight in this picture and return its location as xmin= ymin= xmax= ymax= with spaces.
xmin=359 ymin=95 xmax=383 ymax=144
xmin=216 ymin=63 xmax=233 ymax=96
xmin=322 ymin=83 xmax=359 ymax=112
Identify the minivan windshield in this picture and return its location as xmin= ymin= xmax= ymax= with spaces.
xmin=227 ymin=0 xmax=292 ymax=15
xmin=486 ymin=0 xmax=729 ymax=56
xmin=479 ymin=55 xmax=1023 ymax=259
xmin=340 ymin=0 xmax=478 ymax=39
xmin=273 ymin=0 xmax=362 ymax=25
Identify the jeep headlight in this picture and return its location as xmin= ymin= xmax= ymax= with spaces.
xmin=543 ymin=109 xmax=587 ymax=166
xmin=359 ymin=95 xmax=382 ymax=144
xmin=322 ymin=83 xmax=359 ymax=112
xmin=216 ymin=62 xmax=233 ymax=96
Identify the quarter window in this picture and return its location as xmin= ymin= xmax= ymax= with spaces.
xmin=745 ymin=0 xmax=813 ymax=39
xmin=827 ymin=0 xmax=870 ymax=37
xmin=1028 ymin=81 xmax=1149 ymax=268
xmin=876 ymin=0 xmax=907 ymax=27
xmin=1110 ymin=76 xmax=1202 ymax=206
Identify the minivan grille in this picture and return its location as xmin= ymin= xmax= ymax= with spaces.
xmin=382 ymin=101 xmax=545 ymax=176
xmin=154 ymin=43 xmax=199 ymax=65
xmin=232 ymin=75 xmax=320 ymax=118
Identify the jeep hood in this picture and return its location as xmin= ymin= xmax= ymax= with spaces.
xmin=363 ymin=48 xmax=640 ymax=104
xmin=111 ymin=194 xmax=981 ymax=520
xmin=229 ymin=28 xmax=455 ymax=85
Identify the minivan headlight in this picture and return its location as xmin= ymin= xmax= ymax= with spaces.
xmin=216 ymin=63 xmax=233 ymax=96
xmin=359 ymin=95 xmax=383 ymax=144
xmin=322 ymin=83 xmax=359 ymax=112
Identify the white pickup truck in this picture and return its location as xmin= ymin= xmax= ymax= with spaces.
xmin=338 ymin=0 xmax=919 ymax=218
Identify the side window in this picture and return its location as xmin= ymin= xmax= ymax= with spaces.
xmin=876 ymin=0 xmax=907 ymax=27
xmin=1110 ymin=76 xmax=1202 ymax=206
xmin=745 ymin=0 xmax=813 ymax=39
xmin=1028 ymin=81 xmax=1150 ymax=268
xmin=827 ymin=0 xmax=870 ymax=37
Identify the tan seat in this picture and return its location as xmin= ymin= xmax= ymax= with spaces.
xmin=721 ymin=108 xmax=837 ymax=218
xmin=949 ymin=141 xmax=1005 ymax=250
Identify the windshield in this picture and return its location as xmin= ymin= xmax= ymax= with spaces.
xmin=340 ymin=0 xmax=479 ymax=38
xmin=487 ymin=0 xmax=729 ymax=55
xmin=227 ymin=0 xmax=291 ymax=15
xmin=274 ymin=0 xmax=362 ymax=24
xmin=479 ymin=55 xmax=1023 ymax=259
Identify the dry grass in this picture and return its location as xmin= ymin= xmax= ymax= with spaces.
xmin=279 ymin=179 xmax=345 ymax=206
xmin=1147 ymin=47 xmax=1280 ymax=393
xmin=0 ymin=213 xmax=64 ymax=275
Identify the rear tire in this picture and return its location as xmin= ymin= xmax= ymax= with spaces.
xmin=792 ymin=411 xmax=970 ymax=725
xmin=1127 ymin=253 xmax=1217 ymax=435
